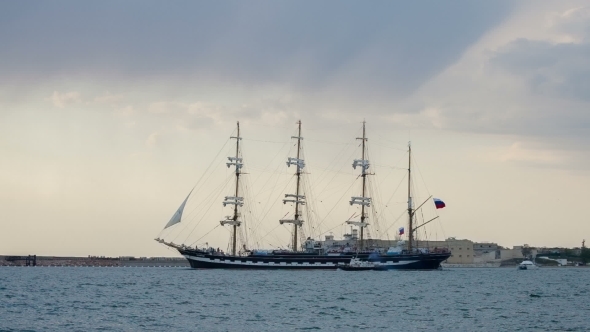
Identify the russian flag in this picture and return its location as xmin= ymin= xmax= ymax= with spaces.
xmin=434 ymin=198 xmax=446 ymax=209
xmin=399 ymin=227 xmax=404 ymax=235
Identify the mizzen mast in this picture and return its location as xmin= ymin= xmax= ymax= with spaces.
xmin=407 ymin=141 xmax=414 ymax=252
xmin=347 ymin=121 xmax=370 ymax=250
xmin=280 ymin=120 xmax=305 ymax=251
xmin=220 ymin=121 xmax=243 ymax=256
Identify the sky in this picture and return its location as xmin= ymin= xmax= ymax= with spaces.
xmin=1 ymin=1 xmax=589 ymax=257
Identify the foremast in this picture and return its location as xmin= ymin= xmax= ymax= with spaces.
xmin=347 ymin=121 xmax=370 ymax=250
xmin=280 ymin=120 xmax=305 ymax=251
xmin=220 ymin=121 xmax=243 ymax=256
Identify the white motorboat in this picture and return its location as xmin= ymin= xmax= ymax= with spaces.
xmin=518 ymin=260 xmax=538 ymax=270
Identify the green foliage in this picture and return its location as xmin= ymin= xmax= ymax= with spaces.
xmin=563 ymin=249 xmax=575 ymax=258
xmin=536 ymin=257 xmax=559 ymax=266
xmin=521 ymin=246 xmax=532 ymax=257
xmin=581 ymin=248 xmax=590 ymax=264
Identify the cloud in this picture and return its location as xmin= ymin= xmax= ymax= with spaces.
xmin=94 ymin=92 xmax=123 ymax=105
xmin=396 ymin=3 xmax=590 ymax=148
xmin=115 ymin=105 xmax=134 ymax=116
xmin=488 ymin=6 xmax=590 ymax=103
xmin=0 ymin=2 xmax=512 ymax=102
xmin=552 ymin=6 xmax=590 ymax=42
xmin=143 ymin=95 xmax=300 ymax=133
xmin=48 ymin=91 xmax=81 ymax=108
xmin=145 ymin=132 xmax=159 ymax=148
xmin=6 ymin=2 xmax=588 ymax=169
xmin=495 ymin=142 xmax=567 ymax=166
xmin=145 ymin=101 xmax=219 ymax=131
xmin=491 ymin=39 xmax=590 ymax=102
xmin=147 ymin=102 xmax=183 ymax=114
xmin=480 ymin=6 xmax=590 ymax=148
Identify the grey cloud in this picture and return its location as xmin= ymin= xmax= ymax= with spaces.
xmin=555 ymin=6 xmax=590 ymax=42
xmin=484 ymin=31 xmax=590 ymax=155
xmin=491 ymin=39 xmax=590 ymax=101
xmin=415 ymin=5 xmax=590 ymax=154
xmin=0 ymin=1 xmax=512 ymax=102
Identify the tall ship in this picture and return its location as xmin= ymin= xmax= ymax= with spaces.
xmin=155 ymin=121 xmax=450 ymax=269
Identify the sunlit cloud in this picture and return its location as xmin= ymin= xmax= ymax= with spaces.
xmin=145 ymin=132 xmax=159 ymax=148
xmin=48 ymin=91 xmax=81 ymax=108
xmin=499 ymin=142 xmax=567 ymax=165
xmin=94 ymin=92 xmax=124 ymax=105
xmin=115 ymin=105 xmax=134 ymax=116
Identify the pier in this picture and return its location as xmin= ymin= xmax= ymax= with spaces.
xmin=0 ymin=255 xmax=189 ymax=267
xmin=4 ymin=255 xmax=37 ymax=266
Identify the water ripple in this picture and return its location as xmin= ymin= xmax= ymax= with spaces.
xmin=1 ymin=267 xmax=589 ymax=331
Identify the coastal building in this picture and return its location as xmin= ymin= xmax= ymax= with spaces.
xmin=405 ymin=238 xmax=475 ymax=264
xmin=500 ymin=246 xmax=525 ymax=260
xmin=473 ymin=242 xmax=500 ymax=257
xmin=434 ymin=238 xmax=474 ymax=264
xmin=471 ymin=242 xmax=502 ymax=264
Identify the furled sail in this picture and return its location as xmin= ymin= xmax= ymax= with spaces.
xmin=164 ymin=189 xmax=193 ymax=229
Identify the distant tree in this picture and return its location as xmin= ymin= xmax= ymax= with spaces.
xmin=521 ymin=245 xmax=532 ymax=258
xmin=581 ymin=248 xmax=590 ymax=265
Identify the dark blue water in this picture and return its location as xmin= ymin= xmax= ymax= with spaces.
xmin=1 ymin=267 xmax=589 ymax=331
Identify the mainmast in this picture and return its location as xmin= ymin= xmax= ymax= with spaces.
xmin=407 ymin=142 xmax=414 ymax=252
xmin=221 ymin=121 xmax=243 ymax=256
xmin=280 ymin=120 xmax=305 ymax=251
xmin=347 ymin=121 xmax=370 ymax=250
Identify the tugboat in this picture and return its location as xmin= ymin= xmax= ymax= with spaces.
xmin=338 ymin=257 xmax=378 ymax=271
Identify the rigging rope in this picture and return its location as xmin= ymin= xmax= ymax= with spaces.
xmin=157 ymin=137 xmax=231 ymax=239
xmin=178 ymin=176 xmax=233 ymax=244
xmin=189 ymin=224 xmax=221 ymax=247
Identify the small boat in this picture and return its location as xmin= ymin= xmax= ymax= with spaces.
xmin=338 ymin=257 xmax=377 ymax=271
xmin=518 ymin=260 xmax=538 ymax=270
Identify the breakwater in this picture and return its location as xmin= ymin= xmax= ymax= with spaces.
xmin=0 ymin=255 xmax=189 ymax=267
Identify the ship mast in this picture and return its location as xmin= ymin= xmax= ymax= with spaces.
xmin=220 ymin=122 xmax=243 ymax=256
xmin=407 ymin=142 xmax=414 ymax=252
xmin=280 ymin=120 xmax=305 ymax=251
xmin=347 ymin=121 xmax=370 ymax=250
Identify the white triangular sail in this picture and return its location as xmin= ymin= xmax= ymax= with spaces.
xmin=164 ymin=189 xmax=193 ymax=229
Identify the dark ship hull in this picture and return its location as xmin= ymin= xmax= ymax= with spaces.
xmin=178 ymin=248 xmax=450 ymax=270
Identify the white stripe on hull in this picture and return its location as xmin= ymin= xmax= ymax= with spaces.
xmin=184 ymin=255 xmax=338 ymax=267
xmin=183 ymin=254 xmax=418 ymax=269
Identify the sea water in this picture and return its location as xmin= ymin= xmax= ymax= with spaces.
xmin=1 ymin=267 xmax=589 ymax=331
